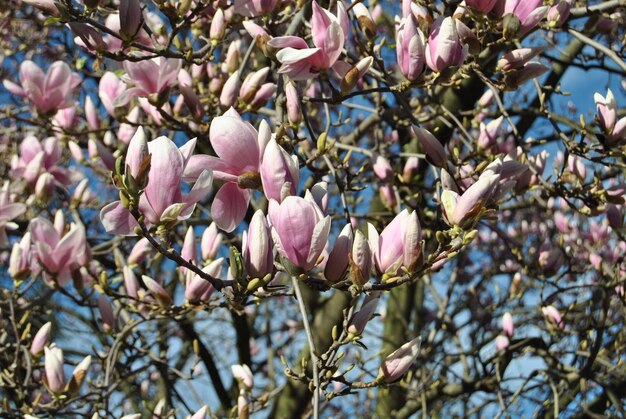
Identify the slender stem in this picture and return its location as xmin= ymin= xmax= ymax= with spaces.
xmin=568 ymin=28 xmax=626 ymax=73
xmin=291 ymin=276 xmax=320 ymax=419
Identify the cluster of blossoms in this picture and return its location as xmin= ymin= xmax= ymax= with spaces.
xmin=2 ymin=0 xmax=626 ymax=416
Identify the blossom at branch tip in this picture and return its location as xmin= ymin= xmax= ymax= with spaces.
xmin=324 ymin=223 xmax=353 ymax=283
xmin=3 ymin=60 xmax=81 ymax=115
xmin=44 ymin=346 xmax=65 ymax=394
xmin=268 ymin=195 xmax=331 ymax=272
xmin=184 ymin=108 xmax=262 ymax=232
xmin=0 ymin=181 xmax=27 ymax=247
xmin=595 ymin=89 xmax=626 ymax=145
xmin=465 ymin=0 xmax=498 ymax=13
xmin=100 ymin=134 xmax=213 ymax=234
xmin=260 ymin=138 xmax=299 ymax=202
xmin=425 ymin=17 xmax=469 ymax=72
xmin=441 ymin=166 xmax=502 ymax=228
xmin=99 ymin=72 xmax=128 ymax=117
xmin=495 ymin=0 xmax=549 ymax=38
xmin=232 ymin=364 xmax=254 ymax=389
xmin=396 ymin=16 xmax=426 ymax=81
xmin=242 ymin=210 xmax=274 ymax=279
xmin=117 ymin=57 xmax=182 ymax=105
xmin=268 ymin=1 xmax=348 ymax=80
xmin=368 ymin=209 xmax=422 ymax=276
xmin=29 ymin=216 xmax=90 ymax=286
xmin=379 ymin=337 xmax=421 ymax=383
xmin=30 ymin=322 xmax=52 ymax=357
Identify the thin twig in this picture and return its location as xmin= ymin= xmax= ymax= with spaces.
xmin=291 ymin=276 xmax=320 ymax=419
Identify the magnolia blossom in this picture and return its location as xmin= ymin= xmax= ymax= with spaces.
xmin=269 ymin=1 xmax=349 ymax=80
xmin=441 ymin=169 xmax=502 ymax=228
xmin=0 ymin=182 xmax=27 ymax=247
xmin=595 ymin=89 xmax=626 ymax=145
xmin=119 ymin=57 xmax=182 ymax=104
xmin=425 ymin=17 xmax=468 ymax=72
xmin=29 ymin=216 xmax=90 ymax=285
xmin=184 ymin=108 xmax=266 ymax=232
xmin=242 ymin=210 xmax=274 ymax=279
xmin=99 ymin=72 xmax=128 ymax=117
xmin=268 ymin=196 xmax=331 ymax=271
xmin=396 ymin=16 xmax=425 ymax=81
xmin=3 ymin=60 xmax=81 ymax=115
xmin=260 ymin=138 xmax=299 ymax=202
xmin=100 ymin=133 xmax=213 ymax=234
xmin=379 ymin=337 xmax=421 ymax=383
xmin=368 ymin=209 xmax=422 ymax=275
xmin=12 ymin=136 xmax=71 ymax=188
xmin=496 ymin=0 xmax=549 ymax=37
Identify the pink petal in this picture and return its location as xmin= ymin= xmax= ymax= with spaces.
xmin=100 ymin=201 xmax=139 ymax=235
xmin=211 ymin=183 xmax=250 ymax=233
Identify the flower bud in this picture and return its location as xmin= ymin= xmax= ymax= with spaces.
xmin=347 ymin=296 xmax=378 ymax=336
xmin=210 ymin=8 xmax=226 ymax=41
xmin=220 ymin=71 xmax=242 ymax=109
xmin=30 ymin=322 xmax=52 ymax=357
xmin=119 ymin=0 xmax=143 ymax=41
xmin=285 ymin=82 xmax=302 ymax=126
xmin=201 ymin=223 xmax=223 ymax=261
xmin=242 ymin=211 xmax=274 ymax=279
xmin=413 ymin=127 xmax=447 ymax=167
xmin=542 ymin=305 xmax=564 ymax=329
xmin=325 ymin=224 xmax=353 ymax=283
xmin=495 ymin=335 xmax=510 ymax=351
xmin=231 ymin=364 xmax=254 ymax=390
xmin=502 ymin=312 xmax=514 ymax=337
xmin=44 ymin=346 xmax=66 ymax=394
xmin=379 ymin=337 xmax=421 ymax=383
xmin=350 ymin=230 xmax=371 ymax=286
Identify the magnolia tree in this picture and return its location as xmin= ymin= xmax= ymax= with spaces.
xmin=1 ymin=0 xmax=626 ymax=417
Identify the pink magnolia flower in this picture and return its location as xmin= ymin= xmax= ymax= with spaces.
xmin=242 ymin=210 xmax=274 ymax=279
xmin=22 ymin=0 xmax=59 ymax=16
xmin=234 ymin=0 xmax=278 ymax=17
xmin=30 ymin=322 xmax=52 ymax=357
xmin=231 ymin=364 xmax=254 ymax=389
xmin=495 ymin=335 xmax=510 ymax=351
xmin=260 ymin=138 xmax=299 ymax=202
xmin=502 ymin=312 xmax=514 ymax=337
xmin=425 ymin=17 xmax=468 ymax=72
xmin=3 ymin=60 xmax=81 ymax=115
xmin=201 ymin=222 xmax=223 ymax=261
xmin=0 ymin=182 xmax=27 ymax=247
xmin=269 ymin=1 xmax=349 ymax=80
xmin=367 ymin=209 xmax=422 ymax=275
xmin=495 ymin=0 xmax=549 ymax=37
xmin=9 ymin=232 xmax=34 ymax=280
xmin=185 ymin=257 xmax=222 ymax=303
xmin=466 ymin=0 xmax=498 ymax=13
xmin=542 ymin=305 xmax=564 ymax=329
xmin=347 ymin=296 xmax=378 ymax=336
xmin=595 ymin=89 xmax=626 ymax=145
xmin=119 ymin=57 xmax=182 ymax=104
xmin=100 ymin=134 xmax=213 ymax=234
xmin=11 ymin=136 xmax=71 ymax=188
xmin=29 ymin=216 xmax=90 ymax=285
xmin=99 ymin=72 xmax=128 ymax=117
xmin=441 ymin=169 xmax=501 ymax=228
xmin=44 ymin=346 xmax=66 ymax=394
xmin=379 ymin=337 xmax=421 ymax=383
xmin=268 ymin=195 xmax=331 ymax=272
xmin=324 ymin=223 xmax=353 ymax=283
xmin=184 ymin=108 xmax=263 ymax=232
xmin=396 ymin=16 xmax=426 ymax=81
